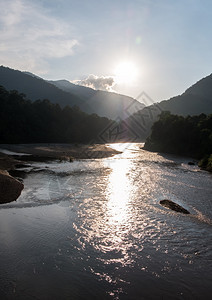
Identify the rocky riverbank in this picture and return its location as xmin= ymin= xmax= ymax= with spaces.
xmin=198 ymin=154 xmax=212 ymax=172
xmin=0 ymin=169 xmax=24 ymax=204
xmin=0 ymin=143 xmax=121 ymax=204
xmin=0 ymin=143 xmax=121 ymax=160
xmin=0 ymin=153 xmax=24 ymax=204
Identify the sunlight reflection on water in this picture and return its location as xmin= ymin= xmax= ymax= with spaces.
xmin=105 ymin=158 xmax=132 ymax=225
xmin=0 ymin=143 xmax=212 ymax=299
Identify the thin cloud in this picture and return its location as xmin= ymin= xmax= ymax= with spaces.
xmin=0 ymin=0 xmax=78 ymax=74
xmin=74 ymin=74 xmax=116 ymax=91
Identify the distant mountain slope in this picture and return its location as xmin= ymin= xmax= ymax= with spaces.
xmin=49 ymin=79 xmax=95 ymax=99
xmin=157 ymin=73 xmax=212 ymax=116
xmin=0 ymin=66 xmax=144 ymax=120
xmin=23 ymin=71 xmax=43 ymax=80
xmin=0 ymin=66 xmax=84 ymax=108
xmin=184 ymin=73 xmax=212 ymax=99
xmin=49 ymin=79 xmax=145 ymax=120
xmin=125 ymin=73 xmax=212 ymax=141
xmin=157 ymin=93 xmax=211 ymax=116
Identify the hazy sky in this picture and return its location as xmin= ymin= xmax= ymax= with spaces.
xmin=1 ymin=0 xmax=212 ymax=102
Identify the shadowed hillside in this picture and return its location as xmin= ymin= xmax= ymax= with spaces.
xmin=125 ymin=73 xmax=212 ymax=141
xmin=0 ymin=66 xmax=84 ymax=108
xmin=0 ymin=66 xmax=145 ymax=120
xmin=50 ymin=79 xmax=145 ymax=120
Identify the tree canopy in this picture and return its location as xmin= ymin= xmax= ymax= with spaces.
xmin=144 ymin=111 xmax=212 ymax=171
xmin=0 ymin=86 xmax=111 ymax=144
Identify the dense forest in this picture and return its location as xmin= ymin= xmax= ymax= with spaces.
xmin=0 ymin=86 xmax=111 ymax=143
xmin=144 ymin=111 xmax=212 ymax=171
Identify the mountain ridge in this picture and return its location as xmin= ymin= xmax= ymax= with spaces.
xmin=1 ymin=66 xmax=212 ymax=132
xmin=49 ymin=78 xmax=145 ymax=120
xmin=0 ymin=66 xmax=144 ymax=120
xmin=0 ymin=66 xmax=84 ymax=108
xmin=124 ymin=73 xmax=212 ymax=141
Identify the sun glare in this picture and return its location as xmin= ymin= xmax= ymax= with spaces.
xmin=114 ymin=61 xmax=138 ymax=85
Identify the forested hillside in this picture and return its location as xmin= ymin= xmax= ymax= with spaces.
xmin=0 ymin=86 xmax=111 ymax=143
xmin=126 ymin=73 xmax=212 ymax=141
xmin=144 ymin=111 xmax=212 ymax=171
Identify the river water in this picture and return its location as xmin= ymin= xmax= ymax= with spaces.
xmin=0 ymin=143 xmax=212 ymax=299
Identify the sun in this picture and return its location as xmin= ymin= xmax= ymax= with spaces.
xmin=114 ymin=61 xmax=138 ymax=85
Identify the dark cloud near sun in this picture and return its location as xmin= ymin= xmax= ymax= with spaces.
xmin=74 ymin=74 xmax=116 ymax=91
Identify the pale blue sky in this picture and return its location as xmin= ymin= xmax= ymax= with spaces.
xmin=1 ymin=0 xmax=212 ymax=102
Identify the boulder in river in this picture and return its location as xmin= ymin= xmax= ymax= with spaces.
xmin=160 ymin=199 xmax=190 ymax=214
xmin=0 ymin=170 xmax=24 ymax=204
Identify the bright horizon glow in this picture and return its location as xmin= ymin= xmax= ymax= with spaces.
xmin=1 ymin=0 xmax=212 ymax=101
xmin=114 ymin=61 xmax=138 ymax=85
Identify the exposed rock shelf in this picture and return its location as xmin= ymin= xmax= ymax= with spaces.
xmin=160 ymin=199 xmax=190 ymax=214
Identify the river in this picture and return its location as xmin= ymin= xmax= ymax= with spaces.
xmin=0 ymin=143 xmax=211 ymax=299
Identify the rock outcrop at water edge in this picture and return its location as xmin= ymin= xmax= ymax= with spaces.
xmin=160 ymin=199 xmax=190 ymax=214
xmin=0 ymin=170 xmax=24 ymax=204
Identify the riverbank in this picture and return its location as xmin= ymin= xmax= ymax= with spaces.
xmin=0 ymin=143 xmax=121 ymax=161
xmin=0 ymin=153 xmax=23 ymax=204
xmin=0 ymin=143 xmax=121 ymax=204
xmin=143 ymin=144 xmax=212 ymax=173
xmin=198 ymin=154 xmax=212 ymax=172
xmin=0 ymin=169 xmax=24 ymax=204
xmin=143 ymin=112 xmax=212 ymax=173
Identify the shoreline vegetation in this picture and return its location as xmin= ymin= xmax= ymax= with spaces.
xmin=0 ymin=143 xmax=121 ymax=204
xmin=144 ymin=111 xmax=212 ymax=172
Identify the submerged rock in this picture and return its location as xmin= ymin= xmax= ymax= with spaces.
xmin=160 ymin=199 xmax=190 ymax=214
xmin=0 ymin=170 xmax=24 ymax=204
